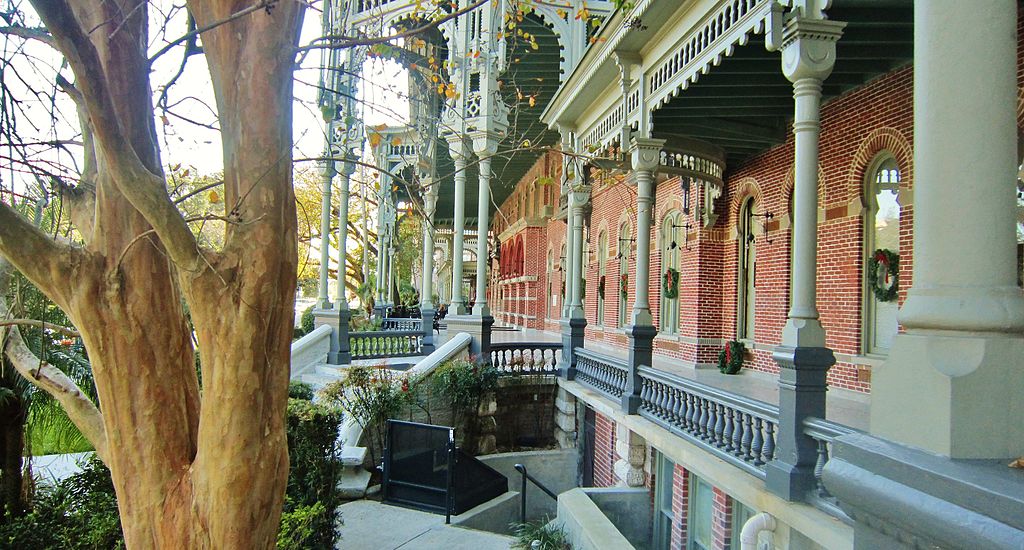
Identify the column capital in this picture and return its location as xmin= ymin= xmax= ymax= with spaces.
xmin=569 ymin=185 xmax=592 ymax=212
xmin=470 ymin=130 xmax=502 ymax=158
xmin=628 ymin=137 xmax=666 ymax=174
xmin=446 ymin=134 xmax=472 ymax=163
xmin=779 ymin=17 xmax=845 ymax=83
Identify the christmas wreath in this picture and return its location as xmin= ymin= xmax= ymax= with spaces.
xmin=663 ymin=268 xmax=680 ymax=300
xmin=620 ymin=274 xmax=628 ymax=300
xmin=867 ymin=248 xmax=899 ymax=302
xmin=597 ymin=276 xmax=606 ymax=300
xmin=718 ymin=340 xmax=746 ymax=375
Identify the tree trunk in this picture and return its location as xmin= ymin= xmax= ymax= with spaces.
xmin=0 ymin=1 xmax=305 ymax=547
xmin=0 ymin=384 xmax=27 ymax=521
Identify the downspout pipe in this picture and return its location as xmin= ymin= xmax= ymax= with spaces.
xmin=740 ymin=513 xmax=777 ymax=550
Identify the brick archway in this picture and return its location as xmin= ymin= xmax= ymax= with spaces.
xmin=846 ymin=127 xmax=914 ymax=203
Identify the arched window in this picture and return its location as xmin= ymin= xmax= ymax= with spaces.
xmin=737 ymin=198 xmax=756 ymax=340
xmin=618 ymin=222 xmax=632 ymax=327
xmin=597 ymin=230 xmax=608 ymax=325
xmin=660 ymin=211 xmax=683 ymax=334
xmin=863 ymin=155 xmax=901 ymax=354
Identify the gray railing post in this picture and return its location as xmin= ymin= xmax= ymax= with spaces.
xmin=622 ymin=324 xmax=655 ymax=414
xmin=420 ymin=307 xmax=436 ymax=355
xmin=336 ymin=309 xmax=351 ymax=364
xmin=765 ymin=346 xmax=834 ymax=501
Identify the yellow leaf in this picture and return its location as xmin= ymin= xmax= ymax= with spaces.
xmin=369 ymin=133 xmax=382 ymax=147
xmin=391 ymin=136 xmax=403 ymax=146
xmin=208 ymin=190 xmax=220 ymax=204
xmin=528 ymin=96 xmax=536 ymax=107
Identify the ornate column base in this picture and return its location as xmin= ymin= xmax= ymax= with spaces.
xmin=765 ymin=345 xmax=834 ymax=501
xmin=622 ymin=323 xmax=657 ymax=414
xmin=824 ymin=432 xmax=1024 ymax=550
xmin=560 ymin=316 xmax=587 ymax=379
xmin=420 ymin=307 xmax=436 ymax=356
xmin=445 ymin=314 xmax=493 ymax=360
xmin=871 ymin=332 xmax=1024 ymax=458
xmin=372 ymin=303 xmax=386 ymax=320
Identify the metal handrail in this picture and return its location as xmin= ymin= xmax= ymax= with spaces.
xmin=513 ymin=463 xmax=558 ymax=525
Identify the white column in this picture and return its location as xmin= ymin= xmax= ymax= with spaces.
xmin=872 ymin=0 xmax=1024 ymax=458
xmin=473 ymin=155 xmax=492 ymax=316
xmin=317 ymin=159 xmax=335 ymax=309
xmin=450 ymin=144 xmax=468 ymax=313
xmin=334 ymin=162 xmax=352 ymax=310
xmin=420 ymin=192 xmax=437 ymax=309
xmin=568 ymin=186 xmax=591 ymax=319
xmin=777 ymin=17 xmax=844 ymax=347
xmin=628 ymin=138 xmax=664 ymax=327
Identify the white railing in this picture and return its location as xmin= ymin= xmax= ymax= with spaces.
xmin=289 ymin=325 xmax=332 ymax=379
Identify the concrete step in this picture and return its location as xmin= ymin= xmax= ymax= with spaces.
xmin=314 ymin=364 xmax=346 ymax=378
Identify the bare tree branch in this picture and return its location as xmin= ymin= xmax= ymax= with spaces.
xmin=0 ymin=319 xmax=80 ymax=338
xmin=31 ymin=0 xmax=203 ymax=272
xmin=0 ymin=202 xmax=79 ymax=307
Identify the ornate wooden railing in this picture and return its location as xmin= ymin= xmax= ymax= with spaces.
xmin=350 ymin=330 xmax=423 ymax=360
xmin=490 ymin=342 xmax=561 ymax=376
xmin=574 ymin=349 xmax=628 ymax=399
xmin=637 ymin=366 xmax=779 ymax=479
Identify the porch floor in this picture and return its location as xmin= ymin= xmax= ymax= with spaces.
xmin=442 ymin=326 xmax=869 ymax=431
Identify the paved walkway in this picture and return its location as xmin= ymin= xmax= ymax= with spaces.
xmin=337 ymin=500 xmax=514 ymax=549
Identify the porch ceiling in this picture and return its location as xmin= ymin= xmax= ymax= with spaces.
xmin=434 ymin=13 xmax=562 ymax=226
xmin=652 ymin=1 xmax=913 ymax=168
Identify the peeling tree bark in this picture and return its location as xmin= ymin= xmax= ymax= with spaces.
xmin=0 ymin=1 xmax=304 ymax=548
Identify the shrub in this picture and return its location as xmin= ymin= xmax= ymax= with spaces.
xmin=277 ymin=499 xmax=331 ymax=550
xmin=319 ymin=365 xmax=416 ymax=467
xmin=299 ymin=305 xmax=316 ymax=335
xmin=284 ymin=398 xmax=343 ymax=548
xmin=431 ymin=358 xmax=498 ymax=448
xmin=288 ymin=381 xmax=315 ymax=401
xmin=0 ymin=399 xmax=345 ymax=549
xmin=0 ymin=456 xmax=124 ymax=550
xmin=511 ymin=519 xmax=571 ymax=550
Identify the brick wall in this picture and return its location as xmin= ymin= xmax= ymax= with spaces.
xmin=593 ymin=410 xmax=616 ymax=487
xmin=711 ymin=487 xmax=733 ymax=550
xmin=493 ymin=45 xmax=1024 ymax=394
xmin=670 ymin=463 xmax=689 ymax=550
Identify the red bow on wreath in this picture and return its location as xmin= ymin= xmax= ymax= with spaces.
xmin=724 ymin=344 xmax=731 ymax=364
xmin=874 ymin=250 xmax=890 ymax=283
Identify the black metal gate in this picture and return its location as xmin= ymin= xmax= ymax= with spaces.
xmin=382 ymin=419 xmax=508 ymax=523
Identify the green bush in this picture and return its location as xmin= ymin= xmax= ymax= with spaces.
xmin=284 ymin=398 xmax=344 ymax=548
xmin=300 ymin=306 xmax=316 ymax=335
xmin=1 ymin=400 xmax=345 ymax=549
xmin=277 ymin=499 xmax=331 ymax=550
xmin=319 ymin=365 xmax=415 ymax=467
xmin=288 ymin=381 xmax=315 ymax=401
xmin=431 ymin=359 xmax=498 ymax=449
xmin=0 ymin=456 xmax=124 ymax=550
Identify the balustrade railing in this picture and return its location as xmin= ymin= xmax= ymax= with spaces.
xmin=490 ymin=342 xmax=561 ymax=376
xmin=803 ymin=416 xmax=857 ymax=519
xmin=382 ymin=318 xmax=422 ymax=331
xmin=574 ymin=349 xmax=628 ymax=399
xmin=637 ymin=366 xmax=779 ymax=478
xmin=350 ymin=330 xmax=423 ymax=360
